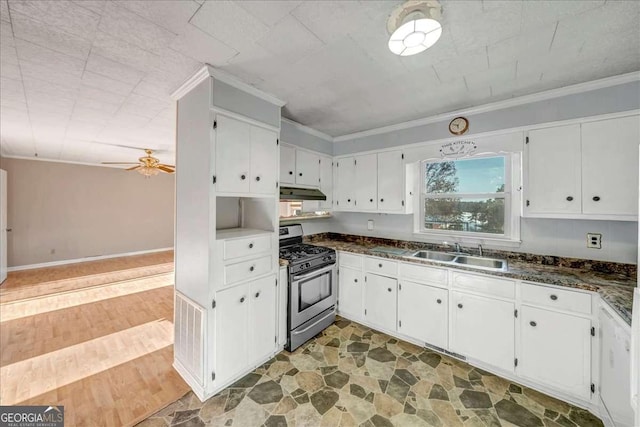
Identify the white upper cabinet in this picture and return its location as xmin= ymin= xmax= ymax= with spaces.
xmin=364 ymin=273 xmax=397 ymax=332
xmin=525 ymin=124 xmax=582 ymax=215
xmin=581 ymin=115 xmax=639 ymax=216
xmin=377 ymin=150 xmax=405 ymax=212
xmin=295 ymin=150 xmax=320 ymax=187
xmin=336 ymin=157 xmax=356 ymax=210
xmin=519 ymin=305 xmax=591 ymax=400
xmin=215 ymin=114 xmax=277 ymax=195
xmin=279 ymin=144 xmax=296 ymax=185
xmin=355 ymin=154 xmax=378 ymax=211
xmin=450 ymin=291 xmax=515 ymax=373
xmin=525 ymin=114 xmax=639 ymax=220
xmin=319 ymin=155 xmax=333 ymax=210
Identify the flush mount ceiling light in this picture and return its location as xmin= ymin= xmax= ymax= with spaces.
xmin=387 ymin=0 xmax=443 ymax=56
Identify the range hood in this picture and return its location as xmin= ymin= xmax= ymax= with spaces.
xmin=280 ymin=186 xmax=327 ymax=201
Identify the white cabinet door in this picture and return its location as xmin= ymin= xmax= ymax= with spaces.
xmin=355 ymin=153 xmax=378 ymax=211
xmin=338 ymin=266 xmax=363 ymax=321
xmin=336 ymin=157 xmax=356 ymax=210
xmin=295 ymin=149 xmax=320 ymax=187
xmin=249 ymin=275 xmax=277 ymax=366
xmin=250 ymin=125 xmax=278 ymax=194
xmin=398 ymin=280 xmax=448 ymax=348
xmin=364 ymin=273 xmax=397 ymax=332
xmin=319 ymin=155 xmax=333 ymax=210
xmin=216 ymin=115 xmax=251 ymax=193
xmin=377 ymin=151 xmax=404 ymax=212
xmin=280 ymin=144 xmax=296 ymax=185
xmin=215 ymin=283 xmax=249 ymax=386
xmin=520 ymin=306 xmax=591 ymax=400
xmin=526 ymin=125 xmax=581 ymax=215
xmin=450 ymin=291 xmax=515 ymax=373
xmin=581 ymin=115 xmax=640 ymax=216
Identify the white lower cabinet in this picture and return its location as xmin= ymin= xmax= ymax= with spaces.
xmin=398 ymin=280 xmax=448 ymax=348
xmin=338 ymin=266 xmax=363 ymax=321
xmin=215 ymin=274 xmax=276 ymax=387
xmin=364 ymin=273 xmax=397 ymax=332
xmin=520 ymin=305 xmax=592 ymax=400
xmin=451 ymin=291 xmax=515 ymax=373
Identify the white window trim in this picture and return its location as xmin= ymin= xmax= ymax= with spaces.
xmin=413 ymin=153 xmax=521 ymax=245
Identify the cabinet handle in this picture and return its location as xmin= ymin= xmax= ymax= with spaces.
xmin=550 ymin=294 xmax=558 ymax=301
xmin=370 ymin=198 xmax=373 ymax=202
xmin=437 ymin=299 xmax=442 ymax=304
xmin=255 ymin=176 xmax=260 ymax=182
xmin=289 ymin=171 xmax=293 ymax=175
xmin=387 ymin=288 xmax=392 ymax=292
xmin=566 ymin=196 xmax=573 ymax=201
xmin=593 ymin=196 xmax=600 ymax=202
xmin=530 ymin=321 xmax=537 ymax=327
xmin=240 ymin=297 xmax=245 ymax=303
xmin=354 ymin=279 xmax=358 ymax=283
xmin=299 ymin=172 xmax=303 ymax=176
xmin=250 ymin=265 xmax=255 ymax=272
xmin=241 ymin=174 xmax=246 ymax=180
xmin=378 ymin=263 xmax=382 ymax=268
xmin=347 ymin=199 xmax=351 ymax=202
xmin=249 ymin=243 xmax=254 ymax=249
xmin=457 ymin=303 xmax=463 ymax=309
xmin=380 ymin=198 xmax=384 ymax=202
xmin=255 ymin=292 xmax=260 ymax=298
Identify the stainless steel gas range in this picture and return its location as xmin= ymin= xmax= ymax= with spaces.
xmin=279 ymin=224 xmax=336 ymax=352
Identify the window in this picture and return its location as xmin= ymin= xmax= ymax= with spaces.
xmin=419 ymin=155 xmax=519 ymax=240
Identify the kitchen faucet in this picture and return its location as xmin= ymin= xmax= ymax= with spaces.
xmin=478 ymin=244 xmax=484 ymax=257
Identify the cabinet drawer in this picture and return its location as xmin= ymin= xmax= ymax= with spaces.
xmin=339 ymin=252 xmax=362 ymax=269
xmin=521 ymin=283 xmax=591 ymax=315
xmin=452 ymin=272 xmax=515 ymax=299
xmin=224 ymin=235 xmax=271 ymax=261
xmin=365 ymin=257 xmax=398 ymax=277
xmin=224 ymin=255 xmax=273 ymax=286
xmin=399 ymin=262 xmax=447 ymax=287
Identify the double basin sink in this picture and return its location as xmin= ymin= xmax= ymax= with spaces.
xmin=406 ymin=250 xmax=508 ymax=272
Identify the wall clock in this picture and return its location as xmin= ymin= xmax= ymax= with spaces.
xmin=449 ymin=116 xmax=469 ymax=135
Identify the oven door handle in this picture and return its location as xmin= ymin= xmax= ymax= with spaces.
xmin=291 ymin=308 xmax=336 ymax=335
xmin=292 ymin=264 xmax=335 ymax=281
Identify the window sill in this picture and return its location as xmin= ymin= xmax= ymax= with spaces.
xmin=412 ymin=231 xmax=522 ymax=248
xmin=280 ymin=214 xmax=333 ymax=224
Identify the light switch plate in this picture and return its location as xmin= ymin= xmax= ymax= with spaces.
xmin=587 ymin=233 xmax=602 ymax=249
xmin=367 ymin=220 xmax=374 ymax=231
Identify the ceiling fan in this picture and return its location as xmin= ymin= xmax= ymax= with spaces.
xmin=102 ymin=149 xmax=175 ymax=177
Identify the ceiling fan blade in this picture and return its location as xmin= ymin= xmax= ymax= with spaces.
xmin=126 ymin=165 xmax=142 ymax=171
xmin=102 ymin=162 xmax=140 ymax=165
xmin=157 ymin=165 xmax=175 ymax=173
xmin=158 ymin=164 xmax=176 ymax=169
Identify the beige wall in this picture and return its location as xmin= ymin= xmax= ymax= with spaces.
xmin=0 ymin=157 xmax=175 ymax=267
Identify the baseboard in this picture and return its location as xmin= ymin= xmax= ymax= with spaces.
xmin=7 ymin=247 xmax=174 ymax=272
xmin=173 ymin=359 xmax=207 ymax=402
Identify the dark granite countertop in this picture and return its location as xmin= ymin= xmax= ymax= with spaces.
xmin=303 ymin=233 xmax=636 ymax=326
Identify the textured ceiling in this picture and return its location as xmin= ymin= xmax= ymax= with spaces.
xmin=1 ymin=0 xmax=639 ymax=165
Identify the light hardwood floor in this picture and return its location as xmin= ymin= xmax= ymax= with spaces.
xmin=0 ymin=251 xmax=189 ymax=427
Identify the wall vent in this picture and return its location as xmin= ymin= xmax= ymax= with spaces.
xmin=175 ymin=293 xmax=205 ymax=385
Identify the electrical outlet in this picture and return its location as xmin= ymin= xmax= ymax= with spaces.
xmin=367 ymin=220 xmax=374 ymax=231
xmin=587 ymin=233 xmax=602 ymax=249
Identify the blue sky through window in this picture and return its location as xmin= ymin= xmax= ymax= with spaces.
xmin=453 ymin=157 xmax=505 ymax=193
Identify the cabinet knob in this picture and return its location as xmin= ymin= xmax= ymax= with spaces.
xmin=370 ymin=198 xmax=373 ymax=202
xmin=566 ymin=196 xmax=573 ymax=201
xmin=457 ymin=303 xmax=463 ymax=309
xmin=530 ymin=321 xmax=537 ymax=327
xmin=354 ymin=279 xmax=358 ymax=283
xmin=240 ymin=297 xmax=245 ymax=303
xmin=241 ymin=174 xmax=246 ymax=180
xmin=593 ymin=196 xmax=600 ymax=202
xmin=289 ymin=171 xmax=293 ymax=175
xmin=249 ymin=243 xmax=254 ymax=249
xmin=550 ymin=294 xmax=558 ymax=301
xmin=250 ymin=265 xmax=255 ymax=272
xmin=255 ymin=292 xmax=260 ymax=298
xmin=299 ymin=172 xmax=303 ymax=176
xmin=255 ymin=176 xmax=260 ymax=182
xmin=347 ymin=199 xmax=351 ymax=202
xmin=380 ymin=198 xmax=384 ymax=202
xmin=378 ymin=263 xmax=383 ymax=268
xmin=387 ymin=288 xmax=392 ymax=292
xmin=436 ymin=299 xmax=442 ymax=304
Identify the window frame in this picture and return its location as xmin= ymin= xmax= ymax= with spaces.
xmin=415 ymin=153 xmax=521 ymax=244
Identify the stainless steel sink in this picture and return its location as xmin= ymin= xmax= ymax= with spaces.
xmin=453 ymin=255 xmax=508 ymax=272
xmin=409 ymin=250 xmax=457 ymax=262
xmin=405 ymin=251 xmax=508 ymax=272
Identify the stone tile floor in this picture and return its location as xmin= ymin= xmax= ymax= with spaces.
xmin=139 ymin=318 xmax=603 ymax=427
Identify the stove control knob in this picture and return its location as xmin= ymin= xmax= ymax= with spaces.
xmin=306 ymin=262 xmax=311 ymax=268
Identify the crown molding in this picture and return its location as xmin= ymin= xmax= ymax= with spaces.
xmin=333 ymin=71 xmax=640 ymax=142
xmin=171 ymin=65 xmax=286 ymax=107
xmin=281 ymin=117 xmax=333 ymax=142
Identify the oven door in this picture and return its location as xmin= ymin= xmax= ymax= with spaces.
xmin=290 ymin=263 xmax=336 ymax=330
